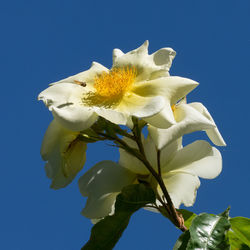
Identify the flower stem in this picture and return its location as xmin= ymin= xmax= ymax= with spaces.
xmin=93 ymin=121 xmax=187 ymax=232
xmin=132 ymin=118 xmax=187 ymax=232
xmin=157 ymin=150 xmax=161 ymax=176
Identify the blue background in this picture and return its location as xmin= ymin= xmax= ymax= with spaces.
xmin=1 ymin=0 xmax=250 ymax=249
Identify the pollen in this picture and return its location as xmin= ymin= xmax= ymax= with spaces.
xmin=171 ymin=104 xmax=176 ymax=112
xmin=94 ymin=67 xmax=137 ymax=98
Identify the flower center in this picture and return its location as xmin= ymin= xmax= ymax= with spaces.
xmin=94 ymin=67 xmax=137 ymax=98
xmin=83 ymin=67 xmax=137 ymax=107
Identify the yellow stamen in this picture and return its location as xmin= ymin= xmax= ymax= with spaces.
xmin=83 ymin=67 xmax=137 ymax=107
xmin=94 ymin=67 xmax=137 ymax=98
xmin=171 ymin=104 xmax=176 ymax=113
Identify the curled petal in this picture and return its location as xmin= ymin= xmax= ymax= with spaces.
xmin=189 ymin=102 xmax=226 ymax=146
xmin=144 ymin=104 xmax=176 ymax=129
xmin=148 ymin=103 xmax=215 ymax=149
xmin=38 ymin=83 xmax=97 ymax=131
xmin=38 ymin=82 xmax=89 ymax=110
xmin=41 ymin=120 xmax=87 ymax=189
xmin=112 ymin=41 xmax=176 ymax=80
xmin=164 ymin=140 xmax=222 ymax=179
xmin=132 ymin=76 xmax=199 ymax=105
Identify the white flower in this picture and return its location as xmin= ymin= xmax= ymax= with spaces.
xmin=41 ymin=120 xmax=87 ymax=189
xmin=78 ymin=135 xmax=222 ymax=219
xmin=148 ymin=100 xmax=226 ymax=149
xmin=38 ymin=41 xmax=198 ymax=131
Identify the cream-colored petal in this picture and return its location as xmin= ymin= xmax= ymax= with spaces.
xmin=165 ymin=140 xmax=222 ymax=179
xmin=151 ymin=47 xmax=176 ymax=70
xmin=112 ymin=41 xmax=176 ymax=80
xmin=189 ymin=102 xmax=226 ymax=146
xmin=52 ymin=105 xmax=97 ymax=131
xmin=94 ymin=107 xmax=130 ymax=125
xmin=161 ymin=172 xmax=200 ymax=208
xmin=51 ymin=62 xmax=108 ymax=86
xmin=119 ymin=137 xmax=148 ymax=175
xmin=79 ymin=161 xmax=136 ymax=197
xmin=120 ymin=134 xmax=158 ymax=174
xmin=144 ymin=104 xmax=176 ymax=129
xmin=79 ymin=161 xmax=136 ymax=219
xmin=81 ymin=193 xmax=118 ymax=219
xmin=132 ymin=76 xmax=199 ymax=105
xmin=38 ymin=83 xmax=97 ymax=131
xmin=148 ymin=103 xmax=215 ymax=149
xmin=160 ymin=138 xmax=183 ymax=167
xmin=46 ymin=140 xmax=86 ymax=189
xmin=40 ymin=119 xmax=68 ymax=160
xmin=38 ymin=82 xmax=90 ymax=110
xmin=118 ymin=93 xmax=166 ymax=118
xmin=41 ymin=120 xmax=87 ymax=189
xmin=143 ymin=135 xmax=158 ymax=171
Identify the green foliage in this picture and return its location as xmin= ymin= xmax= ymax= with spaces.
xmin=227 ymin=231 xmax=250 ymax=250
xmin=175 ymin=208 xmax=250 ymax=250
xmin=82 ymin=184 xmax=156 ymax=250
xmin=230 ymin=217 xmax=250 ymax=247
xmin=173 ymin=231 xmax=191 ymax=250
xmin=174 ymin=209 xmax=231 ymax=250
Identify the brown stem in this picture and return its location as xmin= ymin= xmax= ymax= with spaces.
xmin=132 ymin=119 xmax=186 ymax=232
xmin=157 ymin=150 xmax=161 ymax=176
xmin=95 ymin=125 xmax=187 ymax=232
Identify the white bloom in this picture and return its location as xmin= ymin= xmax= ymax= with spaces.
xmin=78 ymin=161 xmax=136 ymax=219
xmin=41 ymin=120 xmax=87 ymax=189
xmin=38 ymin=41 xmax=198 ymax=131
xmin=78 ymin=135 xmax=222 ymax=219
xmin=148 ymin=100 xmax=226 ymax=149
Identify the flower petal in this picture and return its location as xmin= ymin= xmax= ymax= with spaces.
xmin=189 ymin=102 xmax=226 ymax=146
xmin=132 ymin=76 xmax=199 ymax=105
xmin=119 ymin=137 xmax=148 ymax=175
xmin=165 ymin=140 xmax=222 ymax=179
xmin=41 ymin=120 xmax=87 ymax=189
xmin=52 ymin=105 xmax=97 ymax=131
xmin=144 ymin=104 xmax=176 ymax=128
xmin=160 ymin=138 xmax=183 ymax=167
xmin=38 ymin=83 xmax=98 ymax=131
xmin=79 ymin=160 xmax=136 ymax=218
xmin=118 ymin=93 xmax=166 ymax=118
xmin=148 ymin=103 xmax=215 ymax=149
xmin=38 ymin=82 xmax=89 ymax=110
xmin=112 ymin=41 xmax=176 ymax=80
xmin=94 ymin=107 xmax=130 ymax=126
xmin=162 ymin=172 xmax=200 ymax=208
xmin=81 ymin=193 xmax=118 ymax=219
xmin=40 ymin=119 xmax=67 ymax=161
xmin=51 ymin=62 xmax=108 ymax=86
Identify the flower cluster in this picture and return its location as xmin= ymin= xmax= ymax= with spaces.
xmin=39 ymin=41 xmax=225 ymax=222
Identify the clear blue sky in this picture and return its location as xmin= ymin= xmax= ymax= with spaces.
xmin=1 ymin=0 xmax=250 ymax=249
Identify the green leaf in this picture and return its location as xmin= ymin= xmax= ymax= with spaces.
xmin=177 ymin=209 xmax=197 ymax=229
xmin=187 ymin=212 xmax=231 ymax=249
xmin=173 ymin=231 xmax=191 ymax=250
xmin=227 ymin=230 xmax=250 ymax=250
xmin=82 ymin=184 xmax=156 ymax=250
xmin=230 ymin=217 xmax=250 ymax=247
xmin=219 ymin=206 xmax=230 ymax=218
